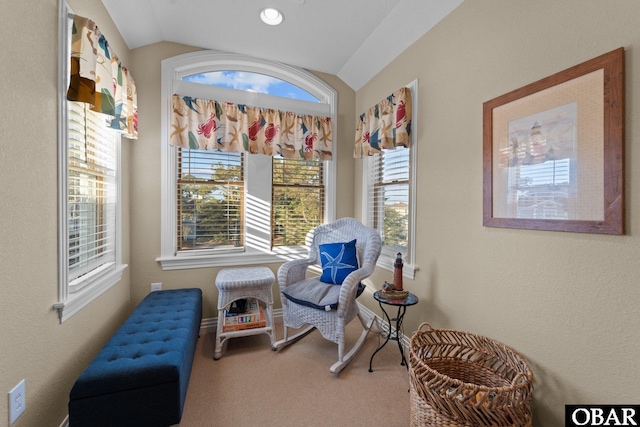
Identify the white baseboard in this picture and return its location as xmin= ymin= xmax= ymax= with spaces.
xmin=357 ymin=302 xmax=410 ymax=348
xmin=200 ymin=303 xmax=409 ymax=347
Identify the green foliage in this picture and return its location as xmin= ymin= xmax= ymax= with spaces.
xmin=272 ymin=158 xmax=323 ymax=246
xmin=179 ymin=155 xmax=324 ymax=250
xmin=383 ymin=205 xmax=407 ymax=252
xmin=179 ymin=161 xmax=243 ymax=250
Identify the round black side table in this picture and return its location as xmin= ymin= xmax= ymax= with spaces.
xmin=369 ymin=290 xmax=419 ymax=372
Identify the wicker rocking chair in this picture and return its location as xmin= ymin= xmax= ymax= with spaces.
xmin=272 ymin=218 xmax=382 ymax=374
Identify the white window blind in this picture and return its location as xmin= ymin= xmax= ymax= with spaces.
xmin=55 ymin=1 xmax=126 ymax=322
xmin=369 ymin=146 xmax=410 ymax=255
xmin=272 ymin=157 xmax=324 ymax=246
xmin=177 ymin=149 xmax=244 ymax=251
xmin=67 ymin=101 xmax=117 ymax=287
xmin=158 ymin=51 xmax=337 ymax=270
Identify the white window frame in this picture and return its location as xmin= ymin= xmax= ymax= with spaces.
xmin=54 ymin=0 xmax=126 ymax=322
xmin=157 ymin=51 xmax=337 ymax=270
xmin=362 ymin=80 xmax=418 ymax=279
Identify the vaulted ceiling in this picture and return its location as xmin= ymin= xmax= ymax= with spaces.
xmin=101 ymin=0 xmax=463 ymax=90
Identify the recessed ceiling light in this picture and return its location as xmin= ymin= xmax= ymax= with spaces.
xmin=260 ymin=7 xmax=284 ymax=26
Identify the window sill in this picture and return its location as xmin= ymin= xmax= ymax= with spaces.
xmin=54 ymin=264 xmax=127 ymax=323
xmin=376 ymin=253 xmax=417 ymax=280
xmin=156 ymin=247 xmax=310 ymax=270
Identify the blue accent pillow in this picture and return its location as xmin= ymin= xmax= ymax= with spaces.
xmin=319 ymin=239 xmax=359 ymax=285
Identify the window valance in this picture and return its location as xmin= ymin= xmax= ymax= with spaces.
xmin=171 ymin=94 xmax=333 ymax=160
xmin=354 ymin=86 xmax=412 ymax=158
xmin=66 ymin=14 xmax=138 ymax=139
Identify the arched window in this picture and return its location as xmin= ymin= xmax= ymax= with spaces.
xmin=182 ymin=71 xmax=320 ymax=102
xmin=158 ymin=51 xmax=337 ymax=269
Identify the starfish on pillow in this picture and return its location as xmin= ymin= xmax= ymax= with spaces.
xmin=321 ymin=244 xmax=357 ymax=283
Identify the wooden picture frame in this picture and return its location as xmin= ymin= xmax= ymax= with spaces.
xmin=483 ymin=47 xmax=624 ymax=235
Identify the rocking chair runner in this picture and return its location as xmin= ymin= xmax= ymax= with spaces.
xmin=272 ymin=218 xmax=382 ymax=374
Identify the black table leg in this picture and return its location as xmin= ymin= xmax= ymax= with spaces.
xmin=369 ymin=301 xmax=408 ymax=372
xmin=395 ymin=305 xmax=408 ymax=368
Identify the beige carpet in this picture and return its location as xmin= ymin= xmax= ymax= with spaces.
xmin=179 ymin=318 xmax=411 ymax=426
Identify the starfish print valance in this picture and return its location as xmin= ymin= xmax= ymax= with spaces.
xmin=354 ymin=86 xmax=412 ymax=158
xmin=171 ymin=94 xmax=333 ymax=160
xmin=66 ymin=14 xmax=138 ymax=139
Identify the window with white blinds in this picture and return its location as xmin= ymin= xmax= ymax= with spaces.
xmin=272 ymin=157 xmax=324 ymax=246
xmin=56 ymin=2 xmax=126 ymax=322
xmin=67 ymin=101 xmax=118 ymax=287
xmin=159 ymin=52 xmax=337 ymax=269
xmin=177 ymin=149 xmax=244 ymax=251
xmin=369 ymin=146 xmax=410 ymax=256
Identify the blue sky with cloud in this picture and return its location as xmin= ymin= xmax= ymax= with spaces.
xmin=183 ymin=71 xmax=318 ymax=102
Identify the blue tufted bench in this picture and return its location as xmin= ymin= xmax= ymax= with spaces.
xmin=68 ymin=288 xmax=202 ymax=427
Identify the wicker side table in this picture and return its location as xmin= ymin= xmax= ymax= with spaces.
xmin=214 ymin=266 xmax=275 ymax=359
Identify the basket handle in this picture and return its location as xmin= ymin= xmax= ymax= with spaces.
xmin=417 ymin=322 xmax=433 ymax=332
xmin=511 ymin=372 xmax=529 ymax=386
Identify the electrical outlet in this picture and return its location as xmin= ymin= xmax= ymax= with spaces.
xmin=8 ymin=379 xmax=25 ymax=425
xmin=151 ymin=282 xmax=162 ymax=292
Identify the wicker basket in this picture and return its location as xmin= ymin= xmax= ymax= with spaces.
xmin=409 ymin=323 xmax=533 ymax=427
